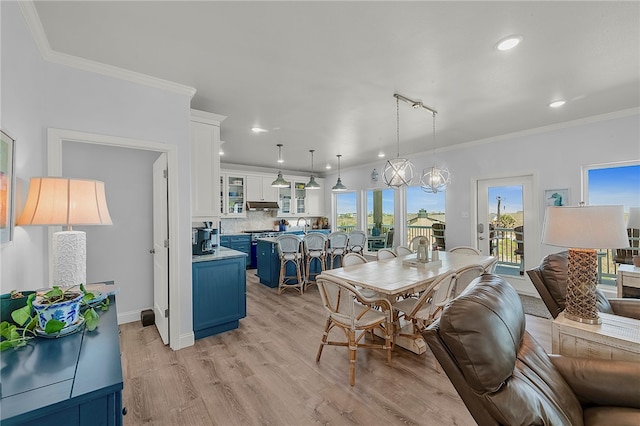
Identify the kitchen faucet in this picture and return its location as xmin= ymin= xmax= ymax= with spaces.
xmin=296 ymin=217 xmax=308 ymax=234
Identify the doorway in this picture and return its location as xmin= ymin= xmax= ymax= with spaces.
xmin=47 ymin=128 xmax=181 ymax=349
xmin=476 ymin=175 xmax=538 ymax=294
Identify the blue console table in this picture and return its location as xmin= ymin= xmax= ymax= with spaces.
xmin=0 ymin=294 xmax=124 ymax=425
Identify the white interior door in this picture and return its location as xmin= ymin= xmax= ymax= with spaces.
xmin=153 ymin=153 xmax=170 ymax=344
xmin=476 ymin=175 xmax=537 ymax=294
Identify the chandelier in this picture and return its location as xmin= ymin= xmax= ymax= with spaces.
xmin=383 ymin=95 xmax=415 ymax=188
xmin=420 ymin=109 xmax=450 ymax=193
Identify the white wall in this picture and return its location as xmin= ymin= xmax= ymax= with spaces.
xmin=1 ymin=2 xmax=195 ymax=347
xmin=326 ymin=111 xmax=640 ymax=281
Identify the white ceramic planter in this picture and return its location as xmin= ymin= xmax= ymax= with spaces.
xmin=32 ymin=292 xmax=83 ymax=329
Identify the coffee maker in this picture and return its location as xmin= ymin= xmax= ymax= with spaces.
xmin=192 ymin=222 xmax=219 ymax=255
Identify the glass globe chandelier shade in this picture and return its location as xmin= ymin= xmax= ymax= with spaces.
xmin=420 ymin=165 xmax=451 ymax=193
xmin=271 ymin=144 xmax=291 ymax=188
xmin=305 ymin=149 xmax=321 ymax=189
xmin=385 ymin=95 xmax=415 ymax=189
xmin=383 ymin=157 xmax=416 ymax=188
xmin=331 ymin=154 xmax=348 ymax=192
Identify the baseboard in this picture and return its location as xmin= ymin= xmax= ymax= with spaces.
xmin=176 ymin=332 xmax=195 ymax=350
xmin=117 ymin=309 xmax=145 ymax=325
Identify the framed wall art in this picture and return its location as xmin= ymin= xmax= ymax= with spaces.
xmin=544 ymin=188 xmax=569 ymax=207
xmin=1 ymin=130 xmax=16 ymax=244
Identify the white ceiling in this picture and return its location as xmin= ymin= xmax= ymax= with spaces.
xmin=33 ymin=1 xmax=640 ymax=173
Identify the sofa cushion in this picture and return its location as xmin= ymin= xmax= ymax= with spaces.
xmin=540 ymin=252 xmax=569 ymax=311
xmin=540 ymin=251 xmax=614 ymax=315
xmin=439 ymin=274 xmax=584 ymax=425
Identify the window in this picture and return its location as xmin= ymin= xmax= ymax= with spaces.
xmin=366 ymin=188 xmax=395 ymax=236
xmin=406 ymin=185 xmax=446 ymax=245
xmin=335 ymin=191 xmax=357 ymax=232
xmin=584 ymin=162 xmax=640 ymax=284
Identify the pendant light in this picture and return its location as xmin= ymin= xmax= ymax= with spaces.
xmin=331 ymin=154 xmax=347 ymax=191
xmin=420 ymin=110 xmax=450 ymax=193
xmin=271 ymin=144 xmax=290 ymax=188
xmin=305 ymin=149 xmax=320 ymax=189
xmin=383 ymin=95 xmax=415 ymax=188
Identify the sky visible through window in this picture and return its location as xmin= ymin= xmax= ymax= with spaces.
xmin=588 ymin=164 xmax=640 ymax=212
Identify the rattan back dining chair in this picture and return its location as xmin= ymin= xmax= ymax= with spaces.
xmin=327 ymin=231 xmax=349 ymax=269
xmin=452 ymin=264 xmax=485 ymax=297
xmin=303 ymin=232 xmax=328 ymax=290
xmin=391 ymin=271 xmax=457 ymax=339
xmin=395 ymin=246 xmax=412 ymax=256
xmin=316 ymin=274 xmax=393 ymax=386
xmin=342 ymin=253 xmax=380 ymax=299
xmin=347 ymin=230 xmax=367 ymax=255
xmin=376 ymin=248 xmax=397 ymax=260
xmin=449 ymin=246 xmax=481 ymax=255
xmin=276 ymin=234 xmax=304 ymax=295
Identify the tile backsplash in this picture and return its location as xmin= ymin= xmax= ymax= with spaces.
xmin=220 ymin=211 xmax=322 ymax=234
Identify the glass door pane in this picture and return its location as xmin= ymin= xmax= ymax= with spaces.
xmin=295 ymin=182 xmax=306 ymax=214
xmin=227 ymin=176 xmax=244 ymax=214
xmin=279 ymin=183 xmax=292 ymax=215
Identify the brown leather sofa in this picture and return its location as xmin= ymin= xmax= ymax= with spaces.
xmin=527 ymin=251 xmax=640 ymax=320
xmin=423 ymin=274 xmax=640 ymax=426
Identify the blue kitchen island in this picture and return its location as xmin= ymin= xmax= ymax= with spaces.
xmin=192 ymin=248 xmax=247 ymax=339
xmin=256 ymin=234 xmax=326 ymax=288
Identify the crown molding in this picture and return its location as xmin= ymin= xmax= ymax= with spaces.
xmin=18 ymin=1 xmax=197 ymax=98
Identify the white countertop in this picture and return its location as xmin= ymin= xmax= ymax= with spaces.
xmin=192 ymin=247 xmax=248 ymax=263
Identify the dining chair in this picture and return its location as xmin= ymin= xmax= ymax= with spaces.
xmin=432 ymin=223 xmax=446 ymax=250
xmin=452 ymin=264 xmax=485 ymax=297
xmin=346 ymin=230 xmax=367 ymax=255
xmin=327 ymin=231 xmax=349 ymax=269
xmin=514 ymin=225 xmax=524 ymax=275
xmin=376 ymin=248 xmax=397 ymax=260
xmin=448 ymin=246 xmax=481 ymax=255
xmin=276 ymin=234 xmax=304 ymax=295
xmin=391 ymin=271 xmax=457 ymax=339
xmin=315 ymin=274 xmax=393 ymax=386
xmin=409 ymin=236 xmax=427 ymax=252
xmin=303 ymin=232 xmax=328 ymax=290
xmin=394 ymin=246 xmax=412 ymax=256
xmin=342 ymin=253 xmax=380 ymax=299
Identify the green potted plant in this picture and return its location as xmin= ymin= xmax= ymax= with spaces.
xmin=0 ymin=284 xmax=109 ymax=351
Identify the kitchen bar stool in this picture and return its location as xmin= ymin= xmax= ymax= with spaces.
xmin=327 ymin=231 xmax=349 ymax=269
xmin=276 ymin=234 xmax=304 ymax=295
xmin=303 ymin=232 xmax=328 ymax=290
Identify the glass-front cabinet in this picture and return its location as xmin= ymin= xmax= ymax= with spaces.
xmin=278 ymin=180 xmax=308 ymax=217
xmin=220 ymin=174 xmax=246 ymax=217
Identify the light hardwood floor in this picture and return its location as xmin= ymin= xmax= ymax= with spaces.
xmin=119 ymin=271 xmax=552 ymax=426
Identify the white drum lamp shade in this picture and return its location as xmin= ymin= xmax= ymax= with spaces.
xmin=16 ymin=177 xmax=112 ymax=288
xmin=541 ymin=205 xmax=628 ymax=324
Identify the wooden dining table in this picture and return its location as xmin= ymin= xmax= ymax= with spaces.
xmin=320 ymin=251 xmax=496 ymax=354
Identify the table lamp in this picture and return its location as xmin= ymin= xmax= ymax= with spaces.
xmin=16 ymin=177 xmax=112 ymax=288
xmin=627 ymin=207 xmax=640 ymax=267
xmin=541 ymin=205 xmax=628 ymax=324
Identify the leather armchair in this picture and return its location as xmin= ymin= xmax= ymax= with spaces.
xmin=527 ymin=252 xmax=640 ymax=320
xmin=423 ymin=274 xmax=640 ymax=426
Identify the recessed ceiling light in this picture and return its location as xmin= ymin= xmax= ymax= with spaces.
xmin=496 ymin=35 xmax=523 ymax=51
xmin=219 ymin=149 xmax=224 ymax=155
xmin=251 ymin=127 xmax=268 ymax=133
xmin=325 ymin=164 xmax=332 ymax=170
xmin=549 ymin=100 xmax=566 ymax=108
xmin=378 ymin=152 xmax=385 ymax=158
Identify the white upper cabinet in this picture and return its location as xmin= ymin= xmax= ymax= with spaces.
xmin=220 ymin=173 xmax=247 ymax=218
xmin=190 ymin=109 xmax=226 ymax=223
xmin=305 ymin=177 xmax=325 ymax=216
xmin=246 ymin=174 xmax=278 ymax=202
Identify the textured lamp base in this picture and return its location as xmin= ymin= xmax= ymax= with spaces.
xmin=565 ymin=248 xmax=601 ymax=325
xmin=52 ymin=230 xmax=87 ymax=288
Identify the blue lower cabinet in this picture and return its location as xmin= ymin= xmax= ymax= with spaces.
xmin=192 ymin=257 xmax=246 ymax=339
xmin=257 ymin=240 xmax=280 ymax=288
xmin=220 ymin=235 xmax=251 ymax=268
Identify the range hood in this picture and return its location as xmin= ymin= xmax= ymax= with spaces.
xmin=246 ymin=201 xmax=280 ymax=211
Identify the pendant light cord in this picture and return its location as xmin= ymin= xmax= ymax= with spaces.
xmin=396 ymin=97 xmax=401 ymax=157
